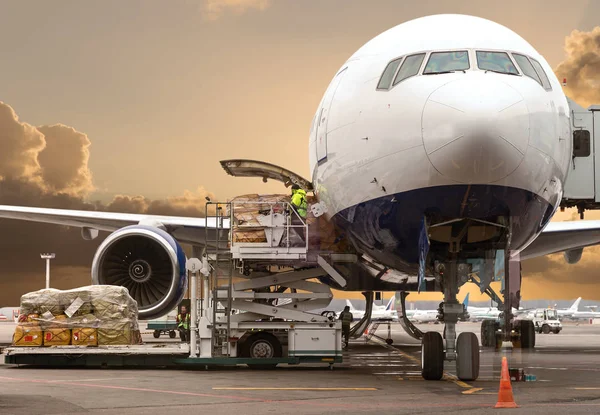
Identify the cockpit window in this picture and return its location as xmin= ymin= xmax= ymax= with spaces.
xmin=512 ymin=53 xmax=542 ymax=85
xmin=377 ymin=58 xmax=403 ymax=90
xmin=476 ymin=51 xmax=519 ymax=75
xmin=393 ymin=53 xmax=426 ymax=85
xmin=423 ymin=51 xmax=469 ymax=74
xmin=529 ymin=58 xmax=553 ymax=91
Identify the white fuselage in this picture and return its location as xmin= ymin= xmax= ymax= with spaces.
xmin=307 ymin=14 xmax=570 ymax=282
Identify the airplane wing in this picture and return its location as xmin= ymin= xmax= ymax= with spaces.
xmin=0 ymin=205 xmax=230 ymax=246
xmin=520 ymin=220 xmax=600 ymax=260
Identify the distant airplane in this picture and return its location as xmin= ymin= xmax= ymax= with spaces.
xmin=0 ymin=307 xmax=20 ymax=323
xmin=345 ymin=298 xmax=397 ymax=321
xmin=556 ymin=297 xmax=582 ymax=319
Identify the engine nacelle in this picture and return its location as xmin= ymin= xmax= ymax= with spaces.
xmin=564 ymin=248 xmax=584 ymax=264
xmin=91 ymin=225 xmax=187 ymax=320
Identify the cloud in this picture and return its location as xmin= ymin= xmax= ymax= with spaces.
xmin=555 ymin=26 xmax=600 ymax=107
xmin=202 ymin=0 xmax=271 ymax=21
xmin=37 ymin=124 xmax=94 ymax=197
xmin=106 ymin=187 xmax=215 ymax=217
xmin=0 ymin=101 xmax=217 ymax=305
xmin=0 ymin=102 xmax=45 ymax=183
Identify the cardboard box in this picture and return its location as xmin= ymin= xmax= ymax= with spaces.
xmin=72 ymin=328 xmax=98 ymax=346
xmin=43 ymin=328 xmax=71 ymax=346
xmin=12 ymin=325 xmax=42 ymax=347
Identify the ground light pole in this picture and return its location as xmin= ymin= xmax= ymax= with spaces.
xmin=40 ymin=253 xmax=55 ymax=289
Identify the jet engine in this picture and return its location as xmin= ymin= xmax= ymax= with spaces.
xmin=91 ymin=225 xmax=187 ymax=320
xmin=564 ymin=248 xmax=584 ymax=264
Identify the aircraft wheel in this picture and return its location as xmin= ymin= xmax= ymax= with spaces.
xmin=153 ymin=330 xmax=161 ymax=339
xmin=519 ymin=320 xmax=536 ymax=349
xmin=421 ymin=332 xmax=444 ymax=380
xmin=456 ymin=332 xmax=480 ymax=381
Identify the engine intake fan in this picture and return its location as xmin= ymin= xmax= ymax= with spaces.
xmin=91 ymin=225 xmax=187 ymax=320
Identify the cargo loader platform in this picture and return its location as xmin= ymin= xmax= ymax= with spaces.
xmin=4 ymin=343 xmax=341 ymax=368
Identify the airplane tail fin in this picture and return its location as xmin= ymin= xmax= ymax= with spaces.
xmin=463 ymin=292 xmax=470 ymax=308
xmin=385 ymin=296 xmax=394 ymax=311
xmin=346 ymin=299 xmax=356 ymax=311
xmin=569 ymin=297 xmax=582 ymax=312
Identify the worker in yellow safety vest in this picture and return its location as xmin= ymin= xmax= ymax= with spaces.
xmin=290 ymin=184 xmax=308 ymax=219
xmin=290 ymin=184 xmax=308 ymax=244
xmin=177 ymin=305 xmax=191 ymax=342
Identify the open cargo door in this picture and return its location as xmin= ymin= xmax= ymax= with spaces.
xmin=220 ymin=159 xmax=313 ymax=191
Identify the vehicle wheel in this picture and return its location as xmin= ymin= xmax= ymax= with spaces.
xmin=553 ymin=329 xmax=560 ymax=334
xmin=386 ymin=338 xmax=393 ymax=345
xmin=481 ymin=320 xmax=496 ymax=348
xmin=244 ymin=332 xmax=282 ymax=370
xmin=421 ymin=331 xmax=444 ymax=380
xmin=169 ymin=330 xmax=176 ymax=339
xmin=542 ymin=324 xmax=550 ymax=334
xmin=153 ymin=330 xmax=160 ymax=339
xmin=456 ymin=332 xmax=480 ymax=381
xmin=519 ymin=320 xmax=536 ymax=349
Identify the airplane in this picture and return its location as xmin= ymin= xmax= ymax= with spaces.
xmin=556 ymin=297 xmax=582 ymax=319
xmin=345 ymin=297 xmax=397 ymax=321
xmin=0 ymin=307 xmax=20 ymax=323
xmin=1 ymin=14 xmax=600 ymax=382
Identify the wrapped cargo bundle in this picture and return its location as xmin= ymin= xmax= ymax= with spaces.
xmin=229 ymin=194 xmax=290 ymax=243
xmin=13 ymin=285 xmax=141 ymax=347
xmin=227 ymin=193 xmax=350 ymax=252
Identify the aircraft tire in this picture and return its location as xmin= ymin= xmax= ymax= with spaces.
xmin=519 ymin=320 xmax=536 ymax=349
xmin=421 ymin=331 xmax=444 ymax=380
xmin=456 ymin=332 xmax=480 ymax=381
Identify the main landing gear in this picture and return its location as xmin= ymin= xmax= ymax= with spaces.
xmin=421 ymin=257 xmax=479 ymax=381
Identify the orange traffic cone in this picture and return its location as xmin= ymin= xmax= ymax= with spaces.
xmin=495 ymin=356 xmax=518 ymax=408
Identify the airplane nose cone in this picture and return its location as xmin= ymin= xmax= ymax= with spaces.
xmin=422 ymin=77 xmax=529 ymax=184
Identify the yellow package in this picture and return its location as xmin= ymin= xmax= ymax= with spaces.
xmin=98 ymin=322 xmax=132 ymax=345
xmin=72 ymin=328 xmax=97 ymax=346
xmin=12 ymin=325 xmax=43 ymax=346
xmin=43 ymin=328 xmax=71 ymax=346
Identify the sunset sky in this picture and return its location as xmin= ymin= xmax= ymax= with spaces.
xmin=1 ymin=0 xmax=600 ymax=304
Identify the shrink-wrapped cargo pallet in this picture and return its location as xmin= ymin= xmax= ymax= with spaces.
xmin=13 ymin=285 xmax=141 ymax=347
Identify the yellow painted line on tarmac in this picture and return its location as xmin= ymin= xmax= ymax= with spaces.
xmin=212 ymin=387 xmax=378 ymax=391
xmin=571 ymin=387 xmax=600 ymax=390
xmin=462 ymin=388 xmax=484 ymax=395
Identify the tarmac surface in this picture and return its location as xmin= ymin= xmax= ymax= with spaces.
xmin=1 ymin=321 xmax=600 ymax=414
